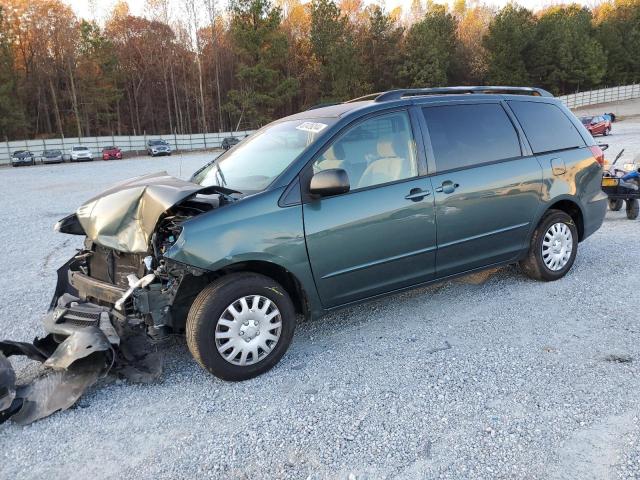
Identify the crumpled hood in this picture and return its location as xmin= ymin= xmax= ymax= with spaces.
xmin=75 ymin=171 xmax=209 ymax=253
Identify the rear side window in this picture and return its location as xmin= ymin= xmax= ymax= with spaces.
xmin=422 ymin=103 xmax=521 ymax=171
xmin=508 ymin=101 xmax=585 ymax=154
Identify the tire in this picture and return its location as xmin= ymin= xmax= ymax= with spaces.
xmin=519 ymin=209 xmax=578 ymax=281
xmin=626 ymin=199 xmax=639 ymax=220
xmin=609 ymin=199 xmax=623 ymax=211
xmin=603 ymin=128 xmax=608 ymax=136
xmin=186 ymin=273 xmax=296 ymax=381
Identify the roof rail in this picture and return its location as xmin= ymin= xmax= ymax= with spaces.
xmin=344 ymin=93 xmax=384 ymax=103
xmin=306 ymin=102 xmax=340 ymax=111
xmin=374 ymin=86 xmax=553 ymax=102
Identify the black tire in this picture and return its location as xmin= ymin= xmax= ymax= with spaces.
xmin=609 ymin=199 xmax=623 ymax=211
xmin=626 ymin=199 xmax=639 ymax=220
xmin=519 ymin=209 xmax=578 ymax=281
xmin=186 ymin=273 xmax=296 ymax=381
xmin=603 ymin=128 xmax=608 ymax=136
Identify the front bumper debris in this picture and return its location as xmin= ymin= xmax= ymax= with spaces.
xmin=0 ymin=256 xmax=166 ymax=425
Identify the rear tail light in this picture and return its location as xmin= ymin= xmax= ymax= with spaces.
xmin=589 ymin=145 xmax=605 ymax=166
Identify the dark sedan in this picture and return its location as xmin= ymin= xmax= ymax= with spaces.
xmin=10 ymin=150 xmax=35 ymax=167
xmin=221 ymin=136 xmax=240 ymax=150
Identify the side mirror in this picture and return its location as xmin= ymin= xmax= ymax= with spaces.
xmin=309 ymin=169 xmax=350 ymax=197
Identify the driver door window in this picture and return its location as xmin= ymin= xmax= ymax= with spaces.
xmin=312 ymin=111 xmax=418 ymax=190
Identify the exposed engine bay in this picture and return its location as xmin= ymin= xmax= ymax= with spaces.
xmin=0 ymin=172 xmax=238 ymax=424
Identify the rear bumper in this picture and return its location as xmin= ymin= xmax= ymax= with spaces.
xmin=582 ymin=192 xmax=608 ymax=240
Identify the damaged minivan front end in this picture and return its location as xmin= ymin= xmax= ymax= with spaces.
xmin=1 ymin=172 xmax=240 ymax=424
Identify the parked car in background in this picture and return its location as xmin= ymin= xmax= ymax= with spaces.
xmin=52 ymin=86 xmax=607 ymax=382
xmin=221 ymin=136 xmax=240 ymax=151
xmin=70 ymin=146 xmax=94 ymax=162
xmin=10 ymin=150 xmax=36 ymax=166
xmin=147 ymin=139 xmax=172 ymax=157
xmin=580 ymin=115 xmax=611 ymax=136
xmin=102 ymin=146 xmax=122 ymax=160
xmin=42 ymin=149 xmax=64 ymax=164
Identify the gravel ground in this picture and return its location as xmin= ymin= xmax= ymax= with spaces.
xmin=1 ymin=122 xmax=639 ymax=480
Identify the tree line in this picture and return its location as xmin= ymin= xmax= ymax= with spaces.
xmin=0 ymin=0 xmax=639 ymax=140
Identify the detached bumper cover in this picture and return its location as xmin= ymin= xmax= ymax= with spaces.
xmin=0 ymin=257 xmax=164 ymax=425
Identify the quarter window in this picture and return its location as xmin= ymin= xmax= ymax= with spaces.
xmin=507 ymin=101 xmax=585 ymax=154
xmin=312 ymin=111 xmax=418 ymax=190
xmin=422 ymin=103 xmax=521 ymax=171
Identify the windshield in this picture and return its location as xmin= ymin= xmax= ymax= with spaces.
xmin=44 ymin=150 xmax=61 ymax=155
xmin=149 ymin=140 xmax=167 ymax=146
xmin=193 ymin=118 xmax=335 ymax=192
xmin=13 ymin=151 xmax=26 ymax=155
xmin=73 ymin=146 xmax=88 ymax=151
xmin=580 ymin=117 xmax=592 ymax=125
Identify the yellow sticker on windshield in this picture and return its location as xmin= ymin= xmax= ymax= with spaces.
xmin=296 ymin=122 xmax=328 ymax=133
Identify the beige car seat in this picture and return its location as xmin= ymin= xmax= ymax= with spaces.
xmin=357 ymin=137 xmax=413 ymax=188
xmin=314 ymin=143 xmax=345 ymax=172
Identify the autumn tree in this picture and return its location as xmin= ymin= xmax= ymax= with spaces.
xmin=451 ymin=2 xmax=492 ymax=85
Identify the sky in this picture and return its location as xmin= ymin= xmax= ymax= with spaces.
xmin=65 ymin=0 xmax=601 ymax=22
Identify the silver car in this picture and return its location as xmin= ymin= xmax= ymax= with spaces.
xmin=147 ymin=140 xmax=172 ymax=157
xmin=42 ymin=149 xmax=64 ymax=164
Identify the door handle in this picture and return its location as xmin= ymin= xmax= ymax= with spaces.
xmin=435 ymin=181 xmax=459 ymax=194
xmin=404 ymin=188 xmax=431 ymax=201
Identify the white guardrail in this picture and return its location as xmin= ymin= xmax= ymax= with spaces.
xmin=558 ymin=84 xmax=640 ymax=109
xmin=3 ymin=84 xmax=639 ymax=165
xmin=1 ymin=131 xmax=255 ymax=165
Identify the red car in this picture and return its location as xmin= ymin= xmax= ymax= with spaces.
xmin=580 ymin=115 xmax=611 ymax=136
xmin=102 ymin=146 xmax=122 ymax=160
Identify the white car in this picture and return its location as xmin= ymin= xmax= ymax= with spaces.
xmin=70 ymin=146 xmax=94 ymax=162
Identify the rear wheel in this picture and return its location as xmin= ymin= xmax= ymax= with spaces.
xmin=186 ymin=273 xmax=296 ymax=381
xmin=609 ymin=199 xmax=623 ymax=211
xmin=626 ymin=199 xmax=639 ymax=220
xmin=520 ymin=209 xmax=578 ymax=281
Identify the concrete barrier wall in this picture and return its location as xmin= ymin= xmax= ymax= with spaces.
xmin=558 ymin=84 xmax=640 ymax=109
xmin=1 ymin=131 xmax=255 ymax=165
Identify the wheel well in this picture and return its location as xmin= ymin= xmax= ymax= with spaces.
xmin=220 ymin=261 xmax=309 ymax=318
xmin=169 ymin=261 xmax=309 ymax=333
xmin=548 ymin=200 xmax=584 ymax=240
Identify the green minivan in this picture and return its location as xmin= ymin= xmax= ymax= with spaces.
xmin=51 ymin=87 xmax=607 ymax=381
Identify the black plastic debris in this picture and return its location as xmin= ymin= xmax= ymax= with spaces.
xmin=0 ymin=295 xmax=164 ymax=425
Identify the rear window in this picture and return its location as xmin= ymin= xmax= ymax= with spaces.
xmin=508 ymin=101 xmax=585 ymax=154
xmin=422 ymin=103 xmax=521 ymax=171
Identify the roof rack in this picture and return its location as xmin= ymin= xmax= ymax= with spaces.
xmin=372 ymin=86 xmax=553 ymax=102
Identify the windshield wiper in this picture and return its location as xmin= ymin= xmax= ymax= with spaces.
xmin=212 ymin=159 xmax=227 ymax=187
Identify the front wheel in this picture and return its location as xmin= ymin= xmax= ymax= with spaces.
xmin=186 ymin=273 xmax=296 ymax=381
xmin=519 ymin=209 xmax=578 ymax=281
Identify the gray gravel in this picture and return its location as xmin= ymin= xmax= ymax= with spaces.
xmin=1 ymin=125 xmax=639 ymax=480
